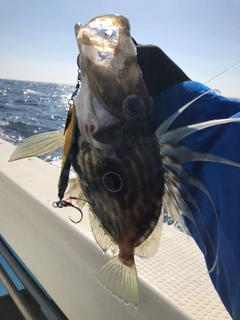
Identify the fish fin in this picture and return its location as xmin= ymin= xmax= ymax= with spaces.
xmin=163 ymin=167 xmax=208 ymax=253
xmin=178 ymin=188 xmax=219 ymax=272
xmin=134 ymin=213 xmax=163 ymax=258
xmin=66 ymin=178 xmax=86 ymax=209
xmin=163 ymin=158 xmax=218 ymax=218
xmin=161 ymin=144 xmax=240 ymax=168
xmin=9 ymin=131 xmax=65 ymax=161
xmin=162 ymin=161 xmax=219 ymax=273
xmin=154 ymin=91 xmax=240 ymax=274
xmin=163 ymin=170 xmax=210 ymax=258
xmin=89 ymin=210 xmax=118 ymax=255
xmin=155 ymin=89 xmax=220 ymax=137
xmin=163 ymin=178 xmax=188 ymax=232
xmin=158 ymin=118 xmax=240 ymax=145
xmin=97 ymin=256 xmax=139 ymax=306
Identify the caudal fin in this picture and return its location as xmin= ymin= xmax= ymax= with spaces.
xmin=97 ymin=256 xmax=139 ymax=305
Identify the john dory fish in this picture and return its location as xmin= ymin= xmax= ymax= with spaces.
xmin=73 ymin=15 xmax=164 ymax=304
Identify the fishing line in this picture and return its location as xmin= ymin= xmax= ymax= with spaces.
xmin=204 ymin=60 xmax=240 ymax=85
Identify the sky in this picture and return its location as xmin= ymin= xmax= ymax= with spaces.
xmin=0 ymin=0 xmax=239 ymax=98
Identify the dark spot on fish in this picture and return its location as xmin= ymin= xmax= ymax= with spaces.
xmin=122 ymin=94 xmax=144 ymax=119
xmin=103 ymin=172 xmax=123 ymax=192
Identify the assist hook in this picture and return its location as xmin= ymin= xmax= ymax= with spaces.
xmin=52 ymin=196 xmax=83 ymax=224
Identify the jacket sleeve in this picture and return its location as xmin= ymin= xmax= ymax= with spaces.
xmin=149 ymin=81 xmax=240 ymax=320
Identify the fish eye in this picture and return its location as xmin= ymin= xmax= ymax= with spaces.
xmin=103 ymin=172 xmax=122 ymax=192
xmin=122 ymin=94 xmax=144 ymax=119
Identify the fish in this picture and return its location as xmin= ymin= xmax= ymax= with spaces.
xmin=9 ymin=14 xmax=240 ymax=306
xmin=72 ymin=15 xmax=165 ymax=305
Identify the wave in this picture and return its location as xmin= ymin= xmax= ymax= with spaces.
xmin=0 ymin=79 xmax=73 ymax=167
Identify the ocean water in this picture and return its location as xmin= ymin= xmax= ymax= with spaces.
xmin=0 ymin=78 xmax=179 ymax=229
xmin=0 ymin=78 xmax=74 ymax=168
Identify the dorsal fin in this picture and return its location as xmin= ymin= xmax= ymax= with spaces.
xmin=159 ymin=117 xmax=240 ymax=145
xmin=155 ymin=89 xmax=220 ymax=137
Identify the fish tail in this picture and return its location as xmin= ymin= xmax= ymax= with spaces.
xmin=97 ymin=256 xmax=139 ymax=306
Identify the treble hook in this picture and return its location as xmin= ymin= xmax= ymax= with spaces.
xmin=52 ymin=197 xmax=83 ymax=224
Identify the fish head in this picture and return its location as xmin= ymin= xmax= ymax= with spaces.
xmin=74 ymin=14 xmax=150 ymax=128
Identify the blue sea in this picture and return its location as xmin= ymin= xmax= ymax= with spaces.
xmin=0 ymin=78 xmax=179 ymax=228
xmin=0 ymin=78 xmax=74 ymax=169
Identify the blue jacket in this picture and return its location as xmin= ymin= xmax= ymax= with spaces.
xmin=149 ymin=81 xmax=240 ymax=320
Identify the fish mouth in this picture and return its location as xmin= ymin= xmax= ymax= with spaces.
xmin=74 ymin=14 xmax=149 ymax=121
xmin=74 ymin=15 xmax=131 ymax=55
